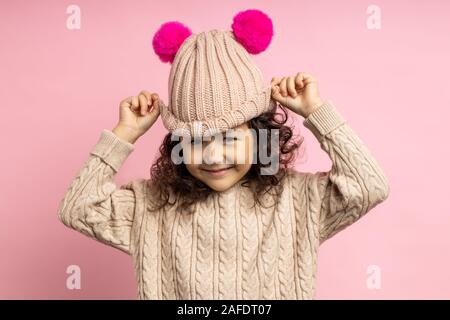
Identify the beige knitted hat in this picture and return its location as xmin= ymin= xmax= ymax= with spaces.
xmin=152 ymin=9 xmax=275 ymax=138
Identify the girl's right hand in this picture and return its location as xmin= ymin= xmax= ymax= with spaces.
xmin=112 ymin=90 xmax=161 ymax=144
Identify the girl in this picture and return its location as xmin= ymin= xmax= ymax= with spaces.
xmin=58 ymin=9 xmax=389 ymax=300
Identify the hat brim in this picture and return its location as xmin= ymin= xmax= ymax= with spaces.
xmin=160 ymin=85 xmax=275 ymax=137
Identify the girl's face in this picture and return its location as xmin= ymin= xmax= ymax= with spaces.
xmin=182 ymin=122 xmax=254 ymax=192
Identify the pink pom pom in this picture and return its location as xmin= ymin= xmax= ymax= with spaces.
xmin=152 ymin=21 xmax=192 ymax=64
xmin=231 ymin=9 xmax=273 ymax=54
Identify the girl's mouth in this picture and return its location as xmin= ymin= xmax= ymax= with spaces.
xmin=202 ymin=166 xmax=235 ymax=177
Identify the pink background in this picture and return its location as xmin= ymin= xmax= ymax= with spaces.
xmin=1 ymin=0 xmax=449 ymax=299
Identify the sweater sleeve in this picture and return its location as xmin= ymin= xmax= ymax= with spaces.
xmin=57 ymin=129 xmax=137 ymax=255
xmin=297 ymin=100 xmax=390 ymax=245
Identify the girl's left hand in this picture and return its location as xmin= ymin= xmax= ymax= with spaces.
xmin=271 ymin=72 xmax=324 ymax=118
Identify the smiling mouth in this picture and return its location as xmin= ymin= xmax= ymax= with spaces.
xmin=202 ymin=166 xmax=235 ymax=173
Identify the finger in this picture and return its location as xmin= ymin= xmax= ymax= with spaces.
xmin=139 ymin=90 xmax=152 ymax=105
xmin=139 ymin=94 xmax=148 ymax=116
xmin=149 ymin=93 xmax=159 ymax=110
xmin=119 ymin=96 xmax=133 ymax=109
xmin=295 ymin=72 xmax=304 ymax=90
xmin=149 ymin=97 xmax=161 ymax=117
xmin=271 ymin=84 xmax=283 ymax=102
xmin=287 ymin=76 xmax=297 ymax=97
xmin=271 ymin=76 xmax=281 ymax=86
xmin=131 ymin=96 xmax=139 ymax=112
xmin=146 ymin=98 xmax=161 ymax=124
xmin=299 ymin=72 xmax=317 ymax=85
xmin=270 ymin=77 xmax=281 ymax=98
xmin=280 ymin=77 xmax=288 ymax=97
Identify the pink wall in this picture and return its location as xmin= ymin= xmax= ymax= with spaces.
xmin=1 ymin=0 xmax=449 ymax=299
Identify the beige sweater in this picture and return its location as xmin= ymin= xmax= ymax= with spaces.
xmin=57 ymin=100 xmax=390 ymax=300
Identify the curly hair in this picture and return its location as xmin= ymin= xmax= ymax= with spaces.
xmin=148 ymin=99 xmax=304 ymax=215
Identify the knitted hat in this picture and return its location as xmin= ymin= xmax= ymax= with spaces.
xmin=152 ymin=9 xmax=275 ymax=138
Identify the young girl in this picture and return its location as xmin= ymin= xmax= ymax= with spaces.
xmin=58 ymin=9 xmax=389 ymax=300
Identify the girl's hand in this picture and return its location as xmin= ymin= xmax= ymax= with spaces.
xmin=112 ymin=90 xmax=161 ymax=144
xmin=271 ymin=72 xmax=324 ymax=118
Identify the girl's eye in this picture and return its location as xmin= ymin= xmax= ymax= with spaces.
xmin=224 ymin=136 xmax=238 ymax=143
xmin=190 ymin=138 xmax=202 ymax=145
xmin=190 ymin=136 xmax=238 ymax=145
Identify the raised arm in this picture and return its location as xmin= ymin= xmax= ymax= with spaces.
xmin=271 ymin=72 xmax=389 ymax=245
xmin=58 ymin=89 xmax=162 ymax=255
xmin=57 ymin=129 xmax=137 ymax=255
xmin=301 ymin=100 xmax=390 ymax=244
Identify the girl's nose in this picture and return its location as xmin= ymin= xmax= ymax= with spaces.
xmin=203 ymin=140 xmax=224 ymax=164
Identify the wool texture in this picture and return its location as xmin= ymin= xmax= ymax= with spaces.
xmin=58 ymin=100 xmax=390 ymax=299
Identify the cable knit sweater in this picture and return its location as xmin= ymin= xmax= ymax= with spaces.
xmin=57 ymin=100 xmax=390 ymax=300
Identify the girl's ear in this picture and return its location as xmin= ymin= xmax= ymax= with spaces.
xmin=231 ymin=9 xmax=274 ymax=54
xmin=152 ymin=21 xmax=193 ymax=64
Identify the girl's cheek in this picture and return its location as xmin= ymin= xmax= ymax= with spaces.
xmin=233 ymin=138 xmax=253 ymax=165
xmin=181 ymin=142 xmax=203 ymax=165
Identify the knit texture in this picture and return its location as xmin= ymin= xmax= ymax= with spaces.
xmin=57 ymin=100 xmax=390 ymax=299
xmin=159 ymin=29 xmax=274 ymax=138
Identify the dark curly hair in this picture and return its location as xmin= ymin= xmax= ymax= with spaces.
xmin=148 ymin=99 xmax=304 ymax=214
